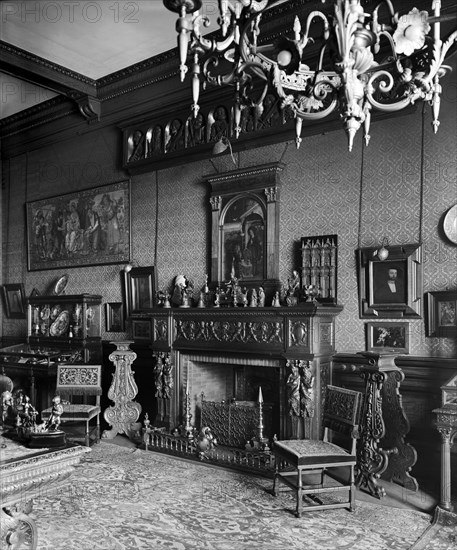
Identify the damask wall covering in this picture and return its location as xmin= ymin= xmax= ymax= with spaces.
xmin=1 ymin=66 xmax=456 ymax=358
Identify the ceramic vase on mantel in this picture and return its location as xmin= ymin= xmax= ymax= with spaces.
xmin=102 ymin=341 xmax=142 ymax=441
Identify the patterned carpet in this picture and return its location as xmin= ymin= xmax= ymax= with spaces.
xmin=32 ymin=442 xmax=437 ymax=550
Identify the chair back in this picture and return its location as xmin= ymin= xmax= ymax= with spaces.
xmin=55 ymin=364 xmax=102 ymax=399
xmin=323 ymin=385 xmax=362 ymax=439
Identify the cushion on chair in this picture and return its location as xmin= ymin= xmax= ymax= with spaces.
xmin=273 ymin=439 xmax=355 ymax=466
xmin=42 ymin=404 xmax=100 ymax=421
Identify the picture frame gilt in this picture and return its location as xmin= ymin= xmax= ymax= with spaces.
xmin=105 ymin=302 xmax=125 ymax=332
xmin=1 ymin=283 xmax=26 ymax=319
xmin=26 ymin=180 xmax=131 ymax=271
xmin=426 ymin=290 xmax=457 ymax=337
xmin=357 ymin=244 xmax=422 ymax=318
xmin=366 ymin=322 xmax=409 ymax=354
xmin=123 ymin=266 xmax=157 ymax=318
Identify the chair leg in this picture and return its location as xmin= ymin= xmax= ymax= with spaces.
xmin=273 ymin=460 xmax=279 ymax=497
xmin=350 ymin=465 xmax=356 ymax=511
xmin=96 ymin=414 xmax=100 ymax=444
xmin=296 ymin=469 xmax=303 ymax=518
xmin=85 ymin=421 xmax=90 ymax=447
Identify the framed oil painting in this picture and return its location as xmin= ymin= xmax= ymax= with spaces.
xmin=105 ymin=302 xmax=125 ymax=332
xmin=203 ymin=163 xmax=283 ymax=300
xmin=123 ymin=266 xmax=157 ymax=318
xmin=357 ymin=244 xmax=422 ymax=318
xmin=426 ymin=290 xmax=457 ymax=337
xmin=366 ymin=322 xmax=409 ymax=354
xmin=26 ymin=180 xmax=131 ymax=271
xmin=1 ymin=283 xmax=26 ymax=319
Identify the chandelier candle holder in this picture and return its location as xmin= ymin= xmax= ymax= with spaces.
xmin=164 ymin=0 xmax=457 ymax=151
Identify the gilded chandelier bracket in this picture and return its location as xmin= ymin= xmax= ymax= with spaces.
xmin=164 ymin=0 xmax=457 ymax=151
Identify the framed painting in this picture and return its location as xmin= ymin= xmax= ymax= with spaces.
xmin=357 ymin=244 xmax=422 ymax=318
xmin=366 ymin=322 xmax=409 ymax=354
xmin=1 ymin=283 xmax=26 ymax=319
xmin=123 ymin=266 xmax=157 ymax=318
xmin=26 ymin=180 xmax=131 ymax=271
xmin=203 ymin=163 xmax=283 ymax=302
xmin=105 ymin=302 xmax=125 ymax=332
xmin=426 ymin=290 xmax=457 ymax=337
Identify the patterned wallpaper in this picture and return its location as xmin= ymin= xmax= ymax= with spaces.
xmin=2 ymin=68 xmax=456 ymax=358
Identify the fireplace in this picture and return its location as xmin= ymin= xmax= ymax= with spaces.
xmin=181 ymin=353 xmax=281 ymax=447
xmin=133 ymin=304 xmax=342 ymax=463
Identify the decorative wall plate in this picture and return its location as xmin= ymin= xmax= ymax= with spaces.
xmin=49 ymin=310 xmax=70 ymax=337
xmin=50 ymin=305 xmax=62 ymax=320
xmin=53 ymin=274 xmax=69 ymax=295
xmin=443 ymin=204 xmax=457 ymax=244
xmin=40 ymin=307 xmax=50 ymax=320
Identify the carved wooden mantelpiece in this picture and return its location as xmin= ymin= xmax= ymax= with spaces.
xmin=132 ymin=304 xmax=342 ymax=440
xmin=132 ymin=304 xmax=342 ymax=357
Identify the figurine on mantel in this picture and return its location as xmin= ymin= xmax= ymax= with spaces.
xmin=272 ymin=291 xmax=280 ymax=307
xmin=284 ymin=270 xmax=301 ymax=306
xmin=172 ymin=275 xmax=194 ymax=307
xmin=257 ymin=286 xmax=265 ymax=307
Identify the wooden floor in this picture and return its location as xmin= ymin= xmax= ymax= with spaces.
xmin=101 ymin=434 xmax=454 ymax=515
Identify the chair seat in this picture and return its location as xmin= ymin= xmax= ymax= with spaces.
xmin=274 ymin=439 xmax=355 ymax=467
xmin=42 ymin=404 xmax=101 ymax=421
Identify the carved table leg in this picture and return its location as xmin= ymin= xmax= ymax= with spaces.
xmin=380 ymin=369 xmax=419 ymax=492
xmin=103 ymin=341 xmax=142 ymax=440
xmin=356 ymin=369 xmax=388 ymax=498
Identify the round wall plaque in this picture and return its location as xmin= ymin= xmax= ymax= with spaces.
xmin=443 ymin=204 xmax=457 ymax=245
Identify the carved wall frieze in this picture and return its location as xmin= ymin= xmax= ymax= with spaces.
xmin=175 ymin=319 xmax=283 ymax=345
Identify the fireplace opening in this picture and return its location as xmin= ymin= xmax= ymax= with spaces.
xmin=182 ymin=356 xmax=281 ymax=449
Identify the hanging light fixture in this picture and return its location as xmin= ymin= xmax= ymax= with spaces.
xmin=163 ymin=0 xmax=457 ymax=151
xmin=375 ymin=236 xmax=390 ymax=261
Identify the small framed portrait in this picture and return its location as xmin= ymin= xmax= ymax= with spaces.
xmin=426 ymin=291 xmax=457 ymax=337
xmin=105 ymin=302 xmax=125 ymax=332
xmin=123 ymin=266 xmax=157 ymax=318
xmin=357 ymin=244 xmax=422 ymax=318
xmin=366 ymin=322 xmax=409 ymax=354
xmin=1 ymin=283 xmax=26 ymax=319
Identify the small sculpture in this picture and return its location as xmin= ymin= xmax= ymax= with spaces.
xmin=284 ymin=270 xmax=300 ymax=306
xmin=249 ymin=288 xmax=257 ymax=307
xmin=271 ymin=291 xmax=281 ymax=307
xmin=257 ymin=286 xmax=265 ymax=307
xmin=45 ymin=395 xmax=64 ymax=431
xmin=195 ymin=426 xmax=217 ymax=458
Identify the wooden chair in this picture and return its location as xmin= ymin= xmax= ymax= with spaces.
xmin=272 ymin=385 xmax=362 ymax=517
xmin=41 ymin=364 xmax=102 ymax=446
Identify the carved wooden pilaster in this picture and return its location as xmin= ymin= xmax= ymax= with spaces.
xmin=285 ymin=359 xmax=315 ymax=440
xmin=103 ymin=341 xmax=141 ymax=440
xmin=152 ymin=351 xmax=174 ymax=430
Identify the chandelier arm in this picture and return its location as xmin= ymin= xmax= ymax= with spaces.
xmin=293 ymin=98 xmax=338 ymax=120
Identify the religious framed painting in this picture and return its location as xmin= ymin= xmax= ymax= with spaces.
xmin=357 ymin=244 xmax=422 ymax=318
xmin=202 ymin=163 xmax=283 ymax=301
xmin=366 ymin=322 xmax=409 ymax=354
xmin=26 ymin=180 xmax=131 ymax=271
xmin=1 ymin=283 xmax=26 ymax=319
xmin=426 ymin=290 xmax=457 ymax=337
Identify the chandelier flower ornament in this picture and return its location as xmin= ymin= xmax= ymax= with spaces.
xmin=393 ymin=8 xmax=431 ymax=56
xmin=164 ymin=0 xmax=457 ymax=151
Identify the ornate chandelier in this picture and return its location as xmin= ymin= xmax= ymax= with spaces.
xmin=163 ymin=0 xmax=456 ymax=151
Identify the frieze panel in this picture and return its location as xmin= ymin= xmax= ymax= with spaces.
xmin=175 ymin=319 xmax=283 ymax=345
xmin=289 ymin=319 xmax=310 ymax=348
